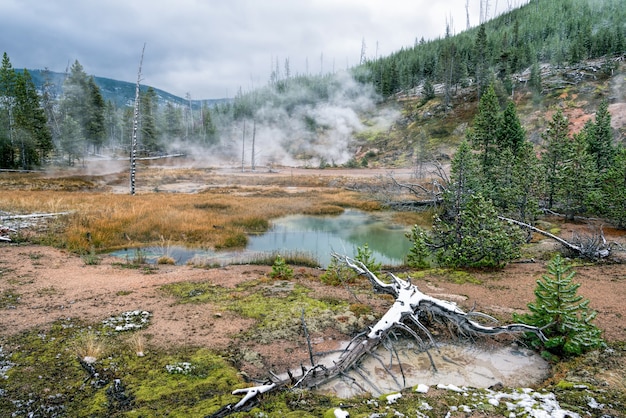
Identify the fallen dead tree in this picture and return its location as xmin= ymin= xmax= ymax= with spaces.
xmin=498 ymin=216 xmax=611 ymax=260
xmin=0 ymin=211 xmax=73 ymax=221
xmin=0 ymin=225 xmax=15 ymax=241
xmin=209 ymin=255 xmax=546 ymax=417
xmin=0 ymin=211 xmax=73 ymax=242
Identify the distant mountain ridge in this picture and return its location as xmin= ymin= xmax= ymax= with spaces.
xmin=21 ymin=68 xmax=230 ymax=109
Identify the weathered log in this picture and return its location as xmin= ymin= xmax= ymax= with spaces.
xmin=208 ymin=255 xmax=546 ymax=417
xmin=0 ymin=211 xmax=73 ymax=221
xmin=499 ymin=216 xmax=610 ymax=260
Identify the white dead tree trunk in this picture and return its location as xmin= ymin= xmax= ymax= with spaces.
xmin=210 ymin=255 xmax=546 ymax=417
xmin=241 ymin=120 xmax=246 ymax=172
xmin=130 ymin=43 xmax=146 ymax=196
xmin=251 ymin=119 xmax=256 ymax=171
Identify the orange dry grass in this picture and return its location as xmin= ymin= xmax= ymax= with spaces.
xmin=1 ymin=187 xmax=375 ymax=253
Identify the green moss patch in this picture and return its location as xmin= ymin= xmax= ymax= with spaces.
xmin=0 ymin=289 xmax=20 ymax=309
xmin=0 ymin=318 xmax=244 ymax=418
xmin=160 ymin=281 xmax=228 ymax=304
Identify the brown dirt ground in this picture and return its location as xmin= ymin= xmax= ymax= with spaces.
xmin=1 ymin=229 xmax=625 ymax=376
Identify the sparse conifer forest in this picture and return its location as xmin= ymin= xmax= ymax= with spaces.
xmin=1 ymin=0 xmax=626 ymax=416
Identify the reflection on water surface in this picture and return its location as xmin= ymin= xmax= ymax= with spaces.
xmin=111 ymin=210 xmax=411 ymax=267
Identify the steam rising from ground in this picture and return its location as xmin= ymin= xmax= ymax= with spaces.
xmin=186 ymin=70 xmax=399 ymax=168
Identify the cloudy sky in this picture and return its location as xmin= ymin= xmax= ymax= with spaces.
xmin=2 ymin=0 xmax=528 ymax=99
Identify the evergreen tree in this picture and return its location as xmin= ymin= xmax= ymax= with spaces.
xmin=59 ymin=61 xmax=106 ymax=162
xmin=122 ymin=107 xmax=134 ymax=151
xmin=103 ymin=100 xmax=121 ymax=148
xmin=509 ymin=141 xmax=542 ymax=224
xmin=558 ymin=129 xmax=597 ymax=219
xmin=528 ymin=61 xmax=542 ymax=97
xmin=13 ymin=70 xmax=53 ymax=168
xmin=515 ymin=255 xmax=604 ymax=358
xmin=488 ymin=101 xmax=541 ymax=223
xmin=469 ymin=84 xmax=501 ymax=184
xmin=41 ymin=67 xmax=61 ymax=151
xmin=201 ymin=104 xmax=217 ymax=145
xmin=540 ymin=109 xmax=570 ymax=209
xmin=473 ymin=24 xmax=490 ymax=98
xmin=601 ymin=146 xmax=626 ymax=228
xmin=428 ymin=139 xmax=524 ymax=269
xmin=60 ymin=60 xmax=90 ymax=161
xmin=163 ymin=102 xmax=183 ymax=141
xmin=59 ymin=116 xmax=83 ymax=165
xmin=497 ymin=101 xmax=525 ymax=155
xmin=405 ymin=225 xmax=430 ymax=269
xmin=0 ymin=52 xmax=16 ymax=168
xmin=422 ymin=78 xmax=435 ymax=102
xmin=442 ymin=139 xmax=481 ymax=222
xmin=441 ymin=24 xmax=456 ymax=106
xmin=432 ymin=193 xmax=524 ymax=269
xmin=585 ymin=100 xmax=615 ymax=175
xmin=139 ymin=87 xmax=160 ymax=153
xmin=85 ymin=77 xmax=105 ymax=153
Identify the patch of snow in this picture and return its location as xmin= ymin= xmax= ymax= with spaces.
xmin=483 ymin=388 xmax=580 ymax=418
xmin=415 ymin=383 xmax=429 ymax=393
xmin=437 ymin=383 xmax=465 ymax=392
xmin=587 ymin=396 xmax=604 ymax=409
xmin=419 ymin=401 xmax=432 ymax=410
xmin=386 ymin=392 xmax=402 ymax=404
xmin=334 ymin=407 xmax=349 ymax=417
xmin=165 ymin=362 xmax=194 ymax=375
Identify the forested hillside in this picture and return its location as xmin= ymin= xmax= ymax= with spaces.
xmin=357 ymin=0 xmax=625 ymax=98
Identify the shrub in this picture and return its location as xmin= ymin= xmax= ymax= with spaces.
xmin=81 ymin=245 xmax=101 ymax=265
xmin=269 ymin=254 xmax=294 ymax=279
xmin=319 ymin=256 xmax=356 ymax=286
xmin=355 ymin=243 xmax=381 ymax=275
xmin=405 ymin=225 xmax=431 ymax=269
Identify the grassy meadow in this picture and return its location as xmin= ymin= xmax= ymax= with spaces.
xmin=0 ymin=168 xmax=390 ymax=254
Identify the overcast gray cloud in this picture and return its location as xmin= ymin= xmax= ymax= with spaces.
xmin=1 ymin=0 xmax=528 ymax=99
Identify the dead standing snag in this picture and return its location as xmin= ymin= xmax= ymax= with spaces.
xmin=209 ymin=255 xmax=546 ymax=417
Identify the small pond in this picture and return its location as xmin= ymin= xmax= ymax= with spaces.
xmin=110 ymin=210 xmax=411 ymax=267
xmin=246 ymin=209 xmax=411 ymax=267
xmin=313 ymin=341 xmax=550 ymax=398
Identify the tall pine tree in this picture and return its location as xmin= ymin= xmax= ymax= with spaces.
xmin=585 ymin=99 xmax=614 ymax=175
xmin=86 ymin=77 xmax=105 ymax=154
xmin=0 ymin=52 xmax=16 ymax=168
xmin=469 ymin=84 xmax=501 ymax=184
xmin=13 ymin=69 xmax=53 ymax=168
xmin=541 ymin=109 xmax=570 ymax=209
xmin=601 ymin=146 xmax=626 ymax=228
xmin=59 ymin=60 xmax=106 ymax=162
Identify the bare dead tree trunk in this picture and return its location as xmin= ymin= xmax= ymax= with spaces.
xmin=241 ymin=120 xmax=246 ymax=172
xmin=209 ymin=255 xmax=545 ymax=417
xmin=130 ymin=43 xmax=146 ymax=196
xmin=251 ymin=119 xmax=256 ymax=171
